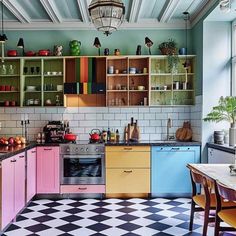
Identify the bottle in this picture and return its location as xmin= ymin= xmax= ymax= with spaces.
xmin=110 ymin=128 xmax=115 ymax=142
xmin=102 ymin=130 xmax=107 ymax=142
xmin=107 ymin=128 xmax=111 ymax=142
xmin=116 ymin=129 xmax=120 ymax=143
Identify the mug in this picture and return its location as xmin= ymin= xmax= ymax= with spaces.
xmin=0 ymin=85 xmax=5 ymax=91
xmin=4 ymin=101 xmax=9 ymax=106
xmin=10 ymin=101 xmax=16 ymax=106
xmin=57 ymin=85 xmax=63 ymax=91
xmin=5 ymin=85 xmax=10 ymax=91
xmin=10 ymin=86 xmax=15 ymax=91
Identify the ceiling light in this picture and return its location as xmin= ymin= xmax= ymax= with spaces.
xmin=219 ymin=0 xmax=231 ymax=13
xmin=183 ymin=12 xmax=190 ymax=69
xmin=93 ymin=37 xmax=101 ymax=55
xmin=145 ymin=37 xmax=153 ymax=55
xmin=88 ymin=0 xmax=125 ymax=36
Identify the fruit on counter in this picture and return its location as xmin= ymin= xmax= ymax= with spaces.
xmin=8 ymin=137 xmax=14 ymax=145
xmin=0 ymin=136 xmax=26 ymax=145
xmin=0 ymin=137 xmax=8 ymax=145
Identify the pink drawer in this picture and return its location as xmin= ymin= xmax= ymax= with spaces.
xmin=60 ymin=185 xmax=105 ymax=193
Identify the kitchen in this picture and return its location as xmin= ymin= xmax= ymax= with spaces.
xmin=0 ymin=0 xmax=235 ymax=235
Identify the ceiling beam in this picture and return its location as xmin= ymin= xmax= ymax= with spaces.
xmin=129 ymin=0 xmax=143 ymax=23
xmin=3 ymin=0 xmax=30 ymax=23
xmin=40 ymin=0 xmax=62 ymax=23
xmin=158 ymin=0 xmax=181 ymax=23
xmin=77 ymin=0 xmax=90 ymax=23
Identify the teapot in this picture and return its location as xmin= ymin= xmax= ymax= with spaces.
xmin=69 ymin=40 xmax=81 ymax=56
xmin=89 ymin=129 xmax=101 ymax=142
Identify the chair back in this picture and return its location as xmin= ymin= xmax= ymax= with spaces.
xmin=216 ymin=180 xmax=236 ymax=202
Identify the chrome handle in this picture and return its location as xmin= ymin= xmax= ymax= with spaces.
xmin=31 ymin=151 xmax=36 ymax=153
xmin=44 ymin=148 xmax=52 ymax=151
xmin=78 ymin=187 xmax=87 ymax=190
xmin=124 ymin=170 xmax=132 ymax=173
xmin=63 ymin=155 xmax=102 ymax=159
xmin=124 ymin=147 xmax=132 ymax=150
xmin=11 ymin=160 xmax=16 ymax=162
xmin=171 ymin=148 xmax=180 ymax=151
xmin=19 ymin=155 xmax=25 ymax=158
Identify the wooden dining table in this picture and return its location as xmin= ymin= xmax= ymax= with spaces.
xmin=187 ymin=164 xmax=236 ymax=190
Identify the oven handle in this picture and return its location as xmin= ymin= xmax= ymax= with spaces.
xmin=62 ymin=154 xmax=103 ymax=159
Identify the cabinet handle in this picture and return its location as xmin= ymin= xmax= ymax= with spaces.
xmin=123 ymin=170 xmax=133 ymax=173
xmin=124 ymin=147 xmax=132 ymax=150
xmin=171 ymin=148 xmax=180 ymax=151
xmin=11 ymin=160 xmax=16 ymax=163
xmin=19 ymin=155 xmax=24 ymax=158
xmin=78 ymin=187 xmax=87 ymax=190
xmin=44 ymin=148 xmax=52 ymax=151
xmin=31 ymin=151 xmax=36 ymax=153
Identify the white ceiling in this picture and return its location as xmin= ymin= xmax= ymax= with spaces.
xmin=0 ymin=0 xmax=234 ymax=31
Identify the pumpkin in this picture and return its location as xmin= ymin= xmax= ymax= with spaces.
xmin=176 ymin=121 xmax=192 ymax=141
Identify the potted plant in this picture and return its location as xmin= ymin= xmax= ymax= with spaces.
xmin=203 ymin=96 xmax=236 ymax=146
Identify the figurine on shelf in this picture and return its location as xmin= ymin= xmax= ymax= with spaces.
xmin=54 ymin=45 xmax=63 ymax=56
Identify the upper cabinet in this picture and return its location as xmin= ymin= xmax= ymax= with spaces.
xmin=0 ymin=55 xmax=195 ymax=107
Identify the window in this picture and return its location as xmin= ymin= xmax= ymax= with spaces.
xmin=232 ymin=20 xmax=236 ymax=95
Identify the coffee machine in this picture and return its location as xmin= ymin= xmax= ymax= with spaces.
xmin=43 ymin=121 xmax=65 ymax=143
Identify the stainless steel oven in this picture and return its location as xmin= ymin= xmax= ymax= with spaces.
xmin=60 ymin=144 xmax=105 ymax=185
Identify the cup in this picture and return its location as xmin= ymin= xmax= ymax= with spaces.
xmin=108 ymin=66 xmax=114 ymax=74
xmin=57 ymin=85 xmax=63 ymax=91
xmin=179 ymin=48 xmax=187 ymax=55
xmin=0 ymin=85 xmax=5 ymax=91
xmin=5 ymin=85 xmax=10 ymax=91
xmin=163 ymin=85 xmax=167 ymax=90
xmin=10 ymin=101 xmax=16 ymax=106
xmin=10 ymin=86 xmax=15 ymax=91
xmin=182 ymin=82 xmax=187 ymax=90
xmin=143 ymin=67 xmax=147 ymax=73
xmin=115 ymin=69 xmax=119 ymax=74
xmin=4 ymin=101 xmax=9 ymax=106
xmin=116 ymin=84 xmax=121 ymax=90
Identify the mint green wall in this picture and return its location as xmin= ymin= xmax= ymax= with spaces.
xmin=4 ymin=29 xmax=191 ymax=56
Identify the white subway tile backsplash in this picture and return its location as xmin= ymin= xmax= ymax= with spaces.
xmin=85 ymin=113 xmax=97 ymax=120
xmin=64 ymin=107 xmax=79 ymax=113
xmin=109 ymin=120 xmax=121 ymax=127
xmin=5 ymin=121 xmax=16 ymax=128
xmin=40 ymin=114 xmax=52 ymax=120
xmin=4 ymin=108 xmax=17 ymax=113
xmin=80 ymin=120 xmax=97 ymax=127
xmin=52 ymin=114 xmax=63 ymax=120
xmin=138 ymin=108 xmax=149 ymax=113
xmin=63 ymin=113 xmax=74 ymax=121
xmin=150 ymin=120 xmax=161 ymax=126
xmin=150 ymin=108 xmax=161 ymax=113
xmin=115 ymin=114 xmax=126 ymax=120
xmin=105 ymin=114 xmax=115 ymax=120
xmin=144 ymin=113 xmax=155 ymax=120
xmin=74 ymin=114 xmax=85 ymax=120
xmin=35 ymin=108 xmax=46 ymax=113
xmin=45 ymin=108 xmax=58 ymax=114
xmin=109 ymin=108 xmax=121 ymax=113
xmin=150 ymin=134 xmax=162 ymax=140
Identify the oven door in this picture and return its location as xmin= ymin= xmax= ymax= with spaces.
xmin=61 ymin=154 xmax=105 ymax=185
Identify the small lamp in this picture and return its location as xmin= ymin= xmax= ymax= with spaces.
xmin=17 ymin=38 xmax=25 ymax=56
xmin=145 ymin=37 xmax=153 ymax=55
xmin=93 ymin=37 xmax=101 ymax=56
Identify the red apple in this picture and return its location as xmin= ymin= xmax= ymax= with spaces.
xmin=8 ymin=137 xmax=14 ymax=145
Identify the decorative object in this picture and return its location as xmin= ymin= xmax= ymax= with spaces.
xmin=167 ymin=54 xmax=179 ymax=73
xmin=219 ymin=0 xmax=231 ymax=13
xmin=53 ymin=45 xmax=63 ymax=56
xmin=136 ymin=45 xmax=141 ymax=55
xmin=104 ymin=48 xmax=109 ymax=55
xmin=69 ymin=40 xmax=81 ymax=56
xmin=176 ymin=121 xmax=192 ymax=141
xmin=114 ymin=49 xmax=120 ymax=56
xmin=145 ymin=37 xmax=153 ymax=55
xmin=93 ymin=37 xmax=101 ymax=55
xmin=88 ymin=0 xmax=125 ymax=36
xmin=179 ymin=47 xmax=186 ymax=55
xmin=203 ymin=96 xmax=236 ymax=146
xmin=158 ymin=38 xmax=177 ymax=55
xmin=0 ymin=0 xmax=7 ymax=43
xmin=17 ymin=38 xmax=25 ymax=56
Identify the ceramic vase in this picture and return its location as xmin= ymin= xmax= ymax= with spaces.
xmin=229 ymin=123 xmax=236 ymax=146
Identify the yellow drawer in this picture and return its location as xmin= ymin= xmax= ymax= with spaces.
xmin=106 ymin=168 xmax=150 ymax=194
xmin=106 ymin=151 xmax=150 ymax=168
xmin=106 ymin=146 xmax=150 ymax=152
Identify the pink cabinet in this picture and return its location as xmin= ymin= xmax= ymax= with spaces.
xmin=37 ymin=147 xmax=60 ymax=194
xmin=26 ymin=148 xmax=36 ymax=202
xmin=1 ymin=152 xmax=25 ymax=230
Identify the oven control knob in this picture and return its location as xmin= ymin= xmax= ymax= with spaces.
xmin=75 ymin=148 xmax=79 ymax=152
xmin=95 ymin=148 xmax=99 ymax=152
xmin=86 ymin=148 xmax=89 ymax=152
xmin=80 ymin=148 xmax=84 ymax=152
xmin=66 ymin=148 xmax=70 ymax=152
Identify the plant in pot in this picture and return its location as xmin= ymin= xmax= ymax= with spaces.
xmin=203 ymin=96 xmax=236 ymax=146
xmin=158 ymin=38 xmax=179 ymax=73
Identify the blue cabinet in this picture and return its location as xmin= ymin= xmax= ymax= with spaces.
xmin=151 ymin=146 xmax=200 ymax=197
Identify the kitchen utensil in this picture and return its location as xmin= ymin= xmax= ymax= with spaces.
xmin=7 ymin=50 xmax=17 ymax=57
xmin=89 ymin=129 xmax=101 ymax=142
xmin=64 ymin=133 xmax=77 ymax=142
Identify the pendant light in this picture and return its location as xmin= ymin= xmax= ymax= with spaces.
xmin=183 ymin=12 xmax=190 ymax=69
xmin=0 ymin=0 xmax=7 ymax=43
xmin=145 ymin=37 xmax=153 ymax=55
xmin=17 ymin=38 xmax=25 ymax=56
xmin=88 ymin=0 xmax=125 ymax=36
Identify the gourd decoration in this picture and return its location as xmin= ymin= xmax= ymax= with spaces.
xmin=176 ymin=121 xmax=192 ymax=141
xmin=69 ymin=40 xmax=81 ymax=56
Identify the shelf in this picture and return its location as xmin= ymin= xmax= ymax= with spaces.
xmin=173 ymin=89 xmax=194 ymax=92
xmin=0 ymin=91 xmax=19 ymax=93
xmin=107 ymin=74 xmax=128 ymax=76
xmin=0 ymin=74 xmax=20 ymax=77
xmin=44 ymin=91 xmax=63 ymax=93
xmin=44 ymin=74 xmax=63 ymax=77
xmin=151 ymin=90 xmax=172 ymax=92
xmin=129 ymin=90 xmax=148 ymax=92
xmin=129 ymin=73 xmax=149 ymax=76
xmin=24 ymin=75 xmax=41 ymax=77
xmin=107 ymin=90 xmax=128 ymax=92
xmin=24 ymin=91 xmax=41 ymax=93
xmin=151 ymin=73 xmax=194 ymax=76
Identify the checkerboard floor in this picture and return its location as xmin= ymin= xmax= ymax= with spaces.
xmin=2 ymin=198 xmax=236 ymax=236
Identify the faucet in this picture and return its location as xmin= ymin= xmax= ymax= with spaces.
xmin=167 ymin=118 xmax=172 ymax=141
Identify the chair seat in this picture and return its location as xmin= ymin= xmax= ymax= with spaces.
xmin=218 ymin=209 xmax=236 ymax=228
xmin=193 ymin=194 xmax=236 ymax=209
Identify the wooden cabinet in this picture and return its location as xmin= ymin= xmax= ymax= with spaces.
xmin=106 ymin=56 xmax=149 ymax=106
xmin=151 ymin=146 xmax=200 ymax=197
xmin=37 ymin=146 xmax=60 ymax=194
xmin=1 ymin=152 xmax=25 ymax=230
xmin=150 ymin=55 xmax=195 ymax=106
xmin=26 ymin=148 xmax=37 ymax=202
xmin=0 ymin=59 xmax=21 ymax=107
xmin=105 ymin=146 xmax=150 ymax=197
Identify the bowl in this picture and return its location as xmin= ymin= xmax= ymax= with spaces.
xmin=7 ymin=50 xmax=17 ymax=57
xmin=26 ymin=86 xmax=36 ymax=91
xmin=138 ymin=86 xmax=145 ymax=90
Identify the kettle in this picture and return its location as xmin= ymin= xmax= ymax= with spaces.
xmin=89 ymin=129 xmax=101 ymax=142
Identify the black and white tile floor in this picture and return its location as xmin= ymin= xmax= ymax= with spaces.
xmin=2 ymin=198 xmax=236 ymax=236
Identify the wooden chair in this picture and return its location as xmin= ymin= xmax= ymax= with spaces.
xmin=214 ymin=180 xmax=236 ymax=236
xmin=189 ymin=169 xmax=236 ymax=236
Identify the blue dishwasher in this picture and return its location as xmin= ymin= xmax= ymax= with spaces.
xmin=151 ymin=146 xmax=200 ymax=197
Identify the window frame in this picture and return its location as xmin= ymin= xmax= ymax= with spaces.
xmin=232 ymin=20 xmax=236 ymax=95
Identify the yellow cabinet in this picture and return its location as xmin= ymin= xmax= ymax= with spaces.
xmin=105 ymin=146 xmax=150 ymax=197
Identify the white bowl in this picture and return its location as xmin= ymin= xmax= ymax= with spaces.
xmin=138 ymin=86 xmax=145 ymax=90
xmin=26 ymin=86 xmax=36 ymax=91
xmin=52 ymin=71 xmax=57 ymax=75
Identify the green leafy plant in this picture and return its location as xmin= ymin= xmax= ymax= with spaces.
xmin=203 ymin=96 xmax=236 ymax=126
xmin=167 ymin=54 xmax=179 ymax=73
xmin=158 ymin=38 xmax=177 ymax=55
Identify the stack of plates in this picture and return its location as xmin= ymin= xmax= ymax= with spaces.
xmin=26 ymin=86 xmax=36 ymax=92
